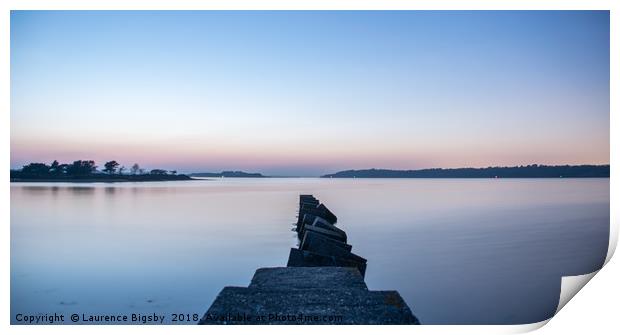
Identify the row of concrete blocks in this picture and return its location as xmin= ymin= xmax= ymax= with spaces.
xmin=286 ymin=194 xmax=368 ymax=277
xmin=198 ymin=194 xmax=421 ymax=324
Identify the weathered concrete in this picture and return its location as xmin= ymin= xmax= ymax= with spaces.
xmin=286 ymin=248 xmax=366 ymax=276
xmin=299 ymin=201 xmax=319 ymax=209
xmin=299 ymin=194 xmax=317 ymax=202
xmin=199 ymin=267 xmax=419 ymax=325
xmin=316 ymin=204 xmax=337 ymax=223
xmin=300 ymin=202 xmax=319 ymax=210
xmin=300 ymin=232 xmax=366 ymax=265
xmin=297 ymin=213 xmax=317 ymax=232
xmin=249 ymin=267 xmax=367 ymax=290
xmin=298 ymin=213 xmax=315 ymax=230
xmin=300 ymin=230 xmax=352 ymax=252
xmin=298 ymin=206 xmax=338 ymax=225
xmin=299 ymin=217 xmax=347 ymax=239
xmin=299 ymin=196 xmax=319 ymax=207
xmin=302 ymin=224 xmax=347 ymax=243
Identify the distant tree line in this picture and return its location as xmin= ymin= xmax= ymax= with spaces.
xmin=321 ymin=164 xmax=610 ymax=178
xmin=11 ymin=160 xmax=186 ymax=181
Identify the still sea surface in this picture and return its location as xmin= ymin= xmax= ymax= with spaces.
xmin=11 ymin=178 xmax=609 ymax=324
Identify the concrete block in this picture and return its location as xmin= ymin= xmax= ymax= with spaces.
xmin=316 ymin=204 xmax=337 ymax=223
xmin=298 ymin=207 xmax=337 ymax=225
xmin=199 ymin=285 xmax=418 ymax=324
xmin=249 ymin=267 xmax=367 ymax=290
xmin=300 ymin=232 xmax=365 ymax=265
xmin=299 ymin=217 xmax=347 ymax=240
xmin=286 ymin=248 xmax=366 ymax=277
xmin=300 ymin=230 xmax=352 ymax=252
xmin=303 ymin=225 xmax=347 ymax=243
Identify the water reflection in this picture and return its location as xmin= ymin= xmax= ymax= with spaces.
xmin=10 ymin=179 xmax=609 ymax=324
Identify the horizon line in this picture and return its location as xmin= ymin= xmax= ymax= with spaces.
xmin=11 ymin=161 xmax=611 ymax=178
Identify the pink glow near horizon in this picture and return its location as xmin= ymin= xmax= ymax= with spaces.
xmin=10 ymin=132 xmax=609 ymax=176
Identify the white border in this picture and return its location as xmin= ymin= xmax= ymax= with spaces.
xmin=2 ymin=1 xmax=617 ymax=335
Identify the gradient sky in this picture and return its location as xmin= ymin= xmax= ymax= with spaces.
xmin=10 ymin=11 xmax=609 ymax=176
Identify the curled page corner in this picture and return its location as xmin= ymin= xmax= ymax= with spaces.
xmin=604 ymin=216 xmax=618 ymax=266
xmin=505 ymin=319 xmax=551 ymax=333
xmin=555 ymin=271 xmax=599 ymax=315
xmin=548 ymin=216 xmax=619 ymax=318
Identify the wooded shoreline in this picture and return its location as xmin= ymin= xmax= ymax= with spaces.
xmin=10 ymin=174 xmax=194 ymax=183
xmin=322 ymin=164 xmax=610 ymax=178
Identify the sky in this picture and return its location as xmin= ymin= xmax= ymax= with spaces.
xmin=10 ymin=11 xmax=610 ymax=176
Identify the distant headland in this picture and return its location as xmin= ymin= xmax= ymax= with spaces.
xmin=321 ymin=164 xmax=610 ymax=178
xmin=10 ymin=160 xmax=193 ymax=182
xmin=10 ymin=162 xmax=611 ymax=181
xmin=190 ymin=171 xmax=266 ymax=178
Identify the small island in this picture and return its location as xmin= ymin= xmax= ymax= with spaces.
xmin=321 ymin=164 xmax=610 ymax=178
xmin=10 ymin=160 xmax=193 ymax=182
xmin=190 ymin=171 xmax=266 ymax=178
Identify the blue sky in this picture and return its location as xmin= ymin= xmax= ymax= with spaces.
xmin=11 ymin=11 xmax=609 ymax=176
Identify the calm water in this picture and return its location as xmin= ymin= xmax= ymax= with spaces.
xmin=11 ymin=178 xmax=609 ymax=324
